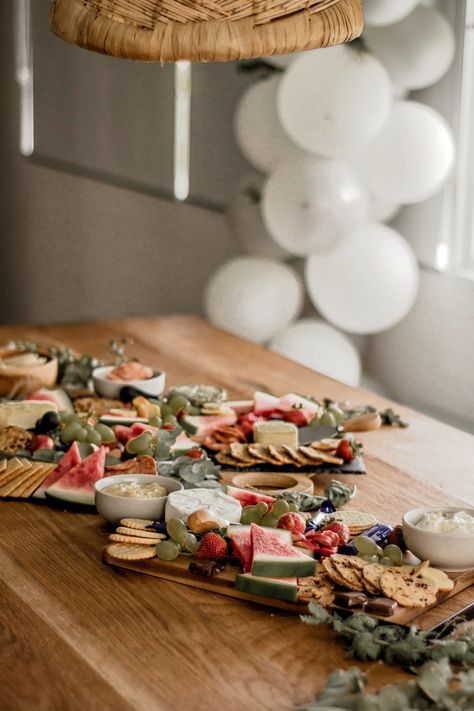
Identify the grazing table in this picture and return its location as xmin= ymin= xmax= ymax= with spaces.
xmin=1 ymin=315 xmax=473 ymax=711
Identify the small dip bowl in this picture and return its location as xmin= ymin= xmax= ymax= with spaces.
xmin=402 ymin=506 xmax=474 ymax=572
xmin=92 ymin=365 xmax=166 ymax=399
xmin=95 ymin=474 xmax=182 ymax=524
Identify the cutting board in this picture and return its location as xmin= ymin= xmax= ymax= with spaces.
xmin=103 ymin=547 xmax=474 ymax=628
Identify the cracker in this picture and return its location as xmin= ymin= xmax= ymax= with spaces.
xmin=305 ymin=446 xmax=344 ymax=465
xmin=297 ymin=572 xmax=335 ymax=606
xmin=229 ymin=443 xmax=256 ymax=464
xmin=268 ymin=446 xmax=294 ymax=465
xmin=322 ymin=557 xmax=350 ymax=588
xmin=420 ymin=567 xmax=454 ymax=593
xmin=362 ymin=563 xmax=386 ymax=595
xmin=115 ymin=526 xmax=165 ymax=540
xmin=0 ymin=457 xmax=29 ymax=487
xmin=107 ymin=544 xmax=157 ymax=560
xmin=247 ymin=445 xmax=278 ymax=465
xmin=0 ymin=459 xmax=7 ymax=473
xmin=380 ymin=569 xmax=437 ymax=608
xmin=20 ymin=463 xmax=56 ymax=498
xmin=8 ymin=462 xmax=46 ymax=497
xmin=0 ymin=459 xmax=33 ymax=496
xmin=328 ymin=511 xmax=377 ymax=529
xmin=0 ymin=426 xmax=33 ymax=455
xmin=281 ymin=445 xmax=309 ymax=466
xmin=331 ymin=557 xmax=366 ymax=592
xmin=120 ymin=518 xmax=156 ymax=530
xmin=109 ymin=533 xmax=159 ymax=546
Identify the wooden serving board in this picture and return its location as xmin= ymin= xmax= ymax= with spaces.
xmin=103 ymin=547 xmax=474 ymax=628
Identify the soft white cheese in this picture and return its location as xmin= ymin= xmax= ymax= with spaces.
xmin=165 ymin=488 xmax=242 ymax=523
xmin=416 ymin=510 xmax=474 ymax=535
xmin=0 ymin=400 xmax=59 ymax=430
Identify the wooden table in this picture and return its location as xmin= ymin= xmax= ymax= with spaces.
xmin=1 ymin=315 xmax=473 ymax=711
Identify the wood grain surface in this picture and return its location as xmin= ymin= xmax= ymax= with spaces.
xmin=0 ymin=315 xmax=473 ymax=711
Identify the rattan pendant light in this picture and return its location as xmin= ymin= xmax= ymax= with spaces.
xmin=49 ymin=0 xmax=364 ymax=63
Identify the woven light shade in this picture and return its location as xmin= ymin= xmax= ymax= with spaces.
xmin=49 ymin=0 xmax=364 ymax=63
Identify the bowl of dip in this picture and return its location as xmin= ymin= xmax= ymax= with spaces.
xmin=95 ymin=474 xmax=182 ymax=523
xmin=402 ymin=506 xmax=474 ymax=571
xmin=92 ymin=364 xmax=166 ymax=399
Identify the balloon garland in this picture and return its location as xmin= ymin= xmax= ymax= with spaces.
xmin=204 ymin=1 xmax=456 ymax=387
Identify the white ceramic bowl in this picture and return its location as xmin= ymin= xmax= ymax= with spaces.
xmin=95 ymin=474 xmax=182 ymax=524
xmin=402 ymin=506 xmax=474 ymax=572
xmin=92 ymin=365 xmax=166 ymax=399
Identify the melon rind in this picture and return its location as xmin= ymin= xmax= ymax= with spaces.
xmin=227 ymin=525 xmax=292 ymax=545
xmin=235 ymin=573 xmax=297 ymax=602
xmin=180 ymin=413 xmax=237 ymax=437
xmin=251 ymin=552 xmax=315 ymax=578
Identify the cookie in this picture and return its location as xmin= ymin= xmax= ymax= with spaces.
xmin=107 ymin=544 xmax=157 ymax=560
xmin=109 ymin=533 xmax=159 ymax=546
xmin=115 ymin=526 xmax=165 ymax=540
xmin=0 ymin=426 xmax=33 ymax=455
xmin=380 ymin=569 xmax=437 ymax=608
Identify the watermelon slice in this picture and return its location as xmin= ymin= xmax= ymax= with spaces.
xmin=44 ymin=447 xmax=106 ymax=506
xmin=253 ymin=391 xmax=281 ymax=417
xmin=33 ymin=441 xmax=82 ymax=499
xmin=277 ymin=393 xmax=319 ymax=425
xmin=235 ymin=573 xmax=298 ymax=602
xmin=230 ymin=533 xmax=253 ymax=572
xmin=225 ymin=400 xmax=253 ymax=415
xmin=26 ymin=388 xmax=74 ymax=413
xmin=250 ymin=523 xmax=316 ymax=578
xmin=227 ymin=525 xmax=293 ymax=545
xmin=226 ymin=485 xmax=276 ymax=507
xmin=180 ymin=413 xmax=237 ymax=437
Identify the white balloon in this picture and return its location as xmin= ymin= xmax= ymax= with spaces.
xmin=368 ymin=196 xmax=401 ymax=223
xmin=363 ymin=0 xmax=419 ymax=27
xmin=261 ymin=154 xmax=368 ymax=257
xmin=234 ymin=75 xmax=296 ymax=174
xmin=354 ymin=101 xmax=454 ymax=204
xmin=204 ymin=257 xmax=303 ymax=343
xmin=305 ymin=222 xmax=419 ymax=334
xmin=277 ymin=45 xmax=392 ymax=159
xmin=269 ymin=318 xmax=361 ymax=386
xmin=364 ymin=6 xmax=455 ymax=91
xmin=227 ymin=174 xmax=290 ymax=259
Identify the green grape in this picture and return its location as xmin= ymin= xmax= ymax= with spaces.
xmin=261 ymin=512 xmax=279 ymax=528
xmin=156 ymin=540 xmax=181 ymax=561
xmin=380 ymin=556 xmax=393 ymax=567
xmin=327 ymin=406 xmax=345 ymax=425
xmin=160 ymin=404 xmax=172 ymax=419
xmin=187 ymin=405 xmax=201 ymax=416
xmin=167 ymin=395 xmax=191 ymax=415
xmin=240 ymin=506 xmax=262 ymax=525
xmin=61 ymin=422 xmax=85 ymax=443
xmin=94 ymin=423 xmax=115 ymax=443
xmin=60 ymin=411 xmax=77 ymax=424
xmin=375 ymin=544 xmax=384 ymax=558
xmin=163 ymin=414 xmax=178 ymax=426
xmin=86 ymin=428 xmax=102 ymax=446
xmin=182 ymin=533 xmax=198 ymax=554
xmin=288 ymin=504 xmax=300 ymax=513
xmin=353 ymin=535 xmax=378 ymax=556
xmin=319 ymin=411 xmax=337 ymax=427
xmin=256 ymin=502 xmax=269 ymax=516
xmin=309 ymin=416 xmax=320 ymax=426
xmin=383 ymin=544 xmax=402 ymax=566
xmin=125 ymin=431 xmax=153 ymax=455
xmin=148 ymin=416 xmax=162 ymax=428
xmin=360 ymin=554 xmax=380 ymax=564
xmin=166 ymin=518 xmax=188 ymax=545
xmin=272 ymin=500 xmax=290 ymax=517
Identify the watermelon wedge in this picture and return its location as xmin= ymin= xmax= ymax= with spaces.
xmin=253 ymin=391 xmax=281 ymax=417
xmin=250 ymin=523 xmax=316 ymax=578
xmin=226 ymin=485 xmax=276 ymax=507
xmin=33 ymin=441 xmax=82 ymax=499
xmin=44 ymin=447 xmax=106 ymax=506
xmin=228 ymin=526 xmax=293 ymax=573
xmin=235 ymin=573 xmax=298 ymax=602
xmin=277 ymin=393 xmax=319 ymax=425
xmin=180 ymin=414 xmax=237 ymax=437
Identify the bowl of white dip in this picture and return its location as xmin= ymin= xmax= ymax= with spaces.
xmin=402 ymin=506 xmax=474 ymax=571
xmin=95 ymin=474 xmax=183 ymax=523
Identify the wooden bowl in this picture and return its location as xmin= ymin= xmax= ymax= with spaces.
xmin=0 ymin=349 xmax=58 ymax=398
xmin=231 ymin=472 xmax=313 ymax=496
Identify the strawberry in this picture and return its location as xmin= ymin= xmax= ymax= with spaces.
xmin=185 ymin=448 xmax=202 ymax=459
xmin=322 ymin=521 xmax=350 ymax=545
xmin=336 ymin=438 xmax=363 ymax=462
xmin=277 ymin=512 xmax=306 ymax=535
xmin=195 ymin=533 xmax=228 ymax=561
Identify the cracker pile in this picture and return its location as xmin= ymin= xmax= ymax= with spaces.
xmin=321 ymin=554 xmax=452 ymax=609
xmin=106 ymin=518 xmax=165 ymax=561
xmin=0 ymin=457 xmax=56 ymax=498
xmin=324 ymin=510 xmax=378 ymax=536
xmin=0 ymin=426 xmax=33 ymax=454
xmin=216 ymin=441 xmax=343 ymax=469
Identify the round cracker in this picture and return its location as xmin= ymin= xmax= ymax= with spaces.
xmin=109 ymin=533 xmax=159 ymax=545
xmin=115 ymin=526 xmax=164 ymax=539
xmin=380 ymin=569 xmax=437 ymax=608
xmin=331 ymin=558 xmax=365 ymax=592
xmin=362 ymin=563 xmax=386 ymax=595
xmin=107 ymin=544 xmax=157 ymax=560
xmin=329 ymin=511 xmax=377 ymax=528
xmin=119 ymin=518 xmax=156 ymax=530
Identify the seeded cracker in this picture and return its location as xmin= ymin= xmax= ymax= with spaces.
xmin=380 ymin=569 xmax=437 ymax=608
xmin=107 ymin=544 xmax=156 ymax=561
xmin=362 ymin=563 xmax=386 ymax=595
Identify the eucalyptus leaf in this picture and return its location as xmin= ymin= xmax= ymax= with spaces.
xmin=416 ymin=659 xmax=452 ymax=703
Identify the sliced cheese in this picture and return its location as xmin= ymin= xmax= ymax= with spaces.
xmin=253 ymin=420 xmax=298 ymax=447
xmin=165 ymin=488 xmax=242 ymax=524
xmin=0 ymin=400 xmax=59 ymax=430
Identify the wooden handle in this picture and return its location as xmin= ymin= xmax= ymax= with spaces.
xmin=342 ymin=412 xmax=382 ymax=432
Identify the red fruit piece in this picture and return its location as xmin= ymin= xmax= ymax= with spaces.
xmin=28 ymin=434 xmax=54 ymax=451
xmin=282 ymin=409 xmax=308 ymax=427
xmin=336 ymin=438 xmax=355 ymax=462
xmin=162 ymin=423 xmax=176 ymax=431
xmin=319 ymin=547 xmax=337 ymax=557
xmin=307 ymin=532 xmax=334 ymax=547
xmin=323 ymin=521 xmax=350 ymax=545
xmin=277 ymin=512 xmax=306 ymax=535
xmin=195 ymin=533 xmax=228 ymax=561
xmin=185 ymin=448 xmax=202 ymax=459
